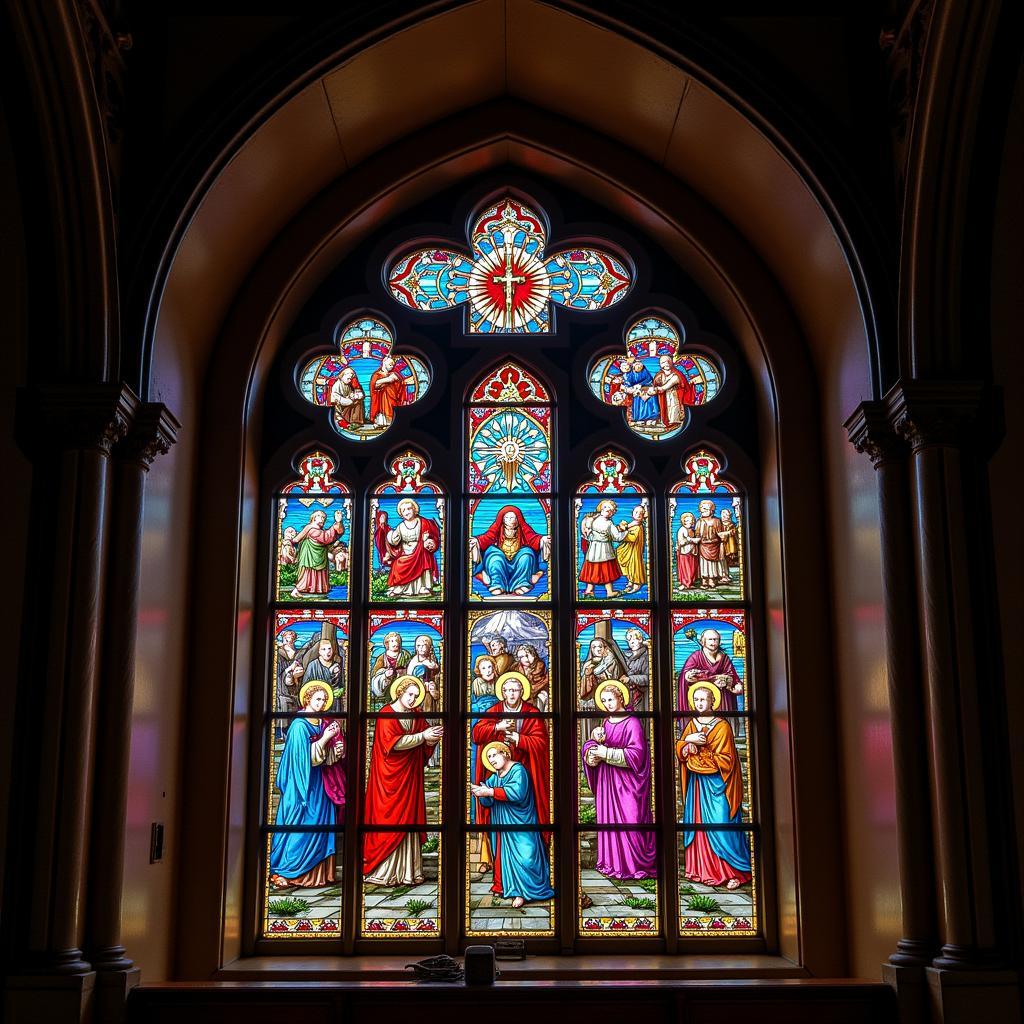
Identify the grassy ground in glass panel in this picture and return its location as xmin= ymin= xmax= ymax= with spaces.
xmin=262 ymin=833 xmax=343 ymax=938
xmin=578 ymin=831 xmax=659 ymax=936
xmin=361 ymin=832 xmax=441 ymax=937
xmin=677 ymin=832 xmax=757 ymax=936
xmin=466 ymin=831 xmax=555 ymax=936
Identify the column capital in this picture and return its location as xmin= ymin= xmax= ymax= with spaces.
xmin=845 ymin=400 xmax=908 ymax=466
xmin=884 ymin=379 xmax=986 ymax=452
xmin=16 ymin=382 xmax=138 ymax=457
xmin=114 ymin=402 xmax=180 ymax=470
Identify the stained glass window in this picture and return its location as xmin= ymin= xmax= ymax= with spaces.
xmin=387 ymin=195 xmax=633 ymax=333
xmin=298 ymin=315 xmax=430 ymax=442
xmin=257 ymin=188 xmax=764 ymax=952
xmin=262 ymin=452 xmax=351 ymax=939
xmin=668 ymin=452 xmax=757 ymax=936
xmin=589 ymin=313 xmax=722 ymax=443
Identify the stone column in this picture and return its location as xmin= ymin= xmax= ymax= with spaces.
xmin=888 ymin=382 xmax=1020 ymax=1022
xmin=86 ymin=403 xmax=178 ymax=1019
xmin=847 ymin=398 xmax=939 ymax=965
xmin=4 ymin=384 xmax=136 ymax=1024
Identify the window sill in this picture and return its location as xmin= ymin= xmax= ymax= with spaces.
xmin=215 ymin=953 xmax=807 ymax=982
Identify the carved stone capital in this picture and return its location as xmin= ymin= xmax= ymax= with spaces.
xmin=845 ymin=400 xmax=908 ymax=467
xmin=115 ymin=402 xmax=180 ymax=470
xmin=885 ymin=380 xmax=986 ymax=452
xmin=16 ymin=382 xmax=138 ymax=457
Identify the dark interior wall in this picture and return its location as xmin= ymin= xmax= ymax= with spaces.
xmin=0 ymin=97 xmax=32 ymax=931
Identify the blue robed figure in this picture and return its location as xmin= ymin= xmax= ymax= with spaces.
xmin=622 ymin=361 xmax=659 ymax=423
xmin=475 ymin=743 xmax=555 ymax=905
xmin=269 ymin=685 xmax=342 ymax=887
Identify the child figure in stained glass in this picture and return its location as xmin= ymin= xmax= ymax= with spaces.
xmin=279 ymin=526 xmax=297 ymax=565
xmin=580 ymin=500 xmax=626 ymax=598
xmin=615 ymin=505 xmax=648 ymax=594
xmin=472 ymin=741 xmax=555 ymax=907
xmin=291 ymin=509 xmax=345 ymax=599
xmin=269 ymin=682 xmax=345 ymax=889
xmin=676 ymin=683 xmax=750 ymax=889
xmin=675 ymin=512 xmax=698 ymax=590
xmin=581 ymin=681 xmax=656 ymax=878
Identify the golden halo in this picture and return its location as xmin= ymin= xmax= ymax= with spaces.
xmin=298 ymin=681 xmax=334 ymax=712
xmin=480 ymin=740 xmax=513 ymax=769
xmin=687 ymin=680 xmax=722 ymax=711
xmin=595 ymin=679 xmax=631 ymax=710
xmin=494 ymin=670 xmax=531 ymax=702
xmin=389 ymin=674 xmax=426 ymax=706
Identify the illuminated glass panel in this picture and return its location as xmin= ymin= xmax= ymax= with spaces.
xmin=263 ymin=832 xmax=343 ymax=938
xmin=272 ymin=610 xmax=349 ymax=713
xmin=468 ymin=497 xmax=552 ymax=601
xmin=677 ymin=831 xmax=757 ymax=937
xmin=674 ymin=714 xmax=751 ymax=825
xmin=577 ymin=717 xmax=656 ymax=826
xmin=578 ymin=832 xmax=659 ymax=936
xmin=275 ymin=496 xmax=351 ymax=602
xmin=365 ymin=610 xmax=444 ymax=711
xmin=361 ymin=832 xmax=441 ymax=937
xmin=298 ymin=316 xmax=430 ymax=442
xmin=267 ymin=717 xmax=347 ymax=825
xmin=466 ymin=831 xmax=556 ymax=936
xmin=467 ymin=608 xmax=553 ymax=710
xmin=575 ymin=609 xmax=653 ymax=713
xmin=589 ymin=314 xmax=722 ymax=443
xmin=470 ymin=362 xmax=551 ymax=403
xmin=369 ymin=452 xmax=445 ymax=603
xmin=387 ymin=194 xmax=633 ymax=334
xmin=467 ymin=405 xmax=552 ymax=494
xmin=672 ymin=610 xmax=748 ymax=714
xmin=574 ymin=451 xmax=650 ymax=602
xmin=466 ymin=715 xmax=553 ymax=826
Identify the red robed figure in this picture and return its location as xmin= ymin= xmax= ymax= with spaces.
xmin=374 ymin=513 xmax=440 ymax=587
xmin=473 ymin=505 xmax=544 ymax=557
xmin=362 ymin=706 xmax=431 ymax=874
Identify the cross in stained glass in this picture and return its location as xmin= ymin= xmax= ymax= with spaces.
xmin=387 ymin=195 xmax=633 ymax=334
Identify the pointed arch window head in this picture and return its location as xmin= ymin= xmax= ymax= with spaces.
xmin=589 ymin=314 xmax=722 ymax=443
xmin=386 ymin=194 xmax=633 ymax=333
xmin=298 ymin=315 xmax=430 ymax=441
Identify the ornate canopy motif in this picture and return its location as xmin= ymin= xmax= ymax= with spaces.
xmin=470 ymin=361 xmax=551 ymax=403
xmin=280 ymin=450 xmax=348 ymax=494
xmin=588 ymin=314 xmax=722 ymax=443
xmin=670 ymin=449 xmax=738 ymax=494
xmin=373 ymin=450 xmax=444 ymax=495
xmin=298 ymin=315 xmax=430 ymax=441
xmin=576 ymin=450 xmax=646 ymax=495
xmin=386 ymin=195 xmax=633 ymax=333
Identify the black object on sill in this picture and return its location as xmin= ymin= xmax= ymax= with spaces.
xmin=405 ymin=955 xmax=465 ymax=983
xmin=495 ymin=939 xmax=526 ymax=960
xmin=464 ymin=945 xmax=498 ymax=985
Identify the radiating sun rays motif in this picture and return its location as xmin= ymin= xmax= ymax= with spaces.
xmin=469 ymin=408 xmax=550 ymax=492
xmin=467 ymin=237 xmax=551 ymax=332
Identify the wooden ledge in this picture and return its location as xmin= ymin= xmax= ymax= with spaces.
xmin=212 ymin=953 xmax=808 ymax=981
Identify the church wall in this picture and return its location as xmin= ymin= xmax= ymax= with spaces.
xmin=988 ymin=60 xmax=1024 ymax=951
xmin=121 ymin=331 xmax=198 ymax=981
xmin=0 ymin=98 xmax=32 ymax=929
xmin=823 ymin=302 xmax=900 ymax=977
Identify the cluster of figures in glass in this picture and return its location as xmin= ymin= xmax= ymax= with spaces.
xmin=260 ymin=194 xmax=758 ymax=946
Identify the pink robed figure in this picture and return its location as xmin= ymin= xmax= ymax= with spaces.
xmin=581 ymin=682 xmax=657 ymax=879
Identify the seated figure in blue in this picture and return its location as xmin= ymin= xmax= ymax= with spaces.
xmin=622 ymin=359 xmax=660 ymax=424
xmin=471 ymin=740 xmax=555 ymax=907
xmin=269 ymin=681 xmax=345 ymax=889
xmin=471 ymin=505 xmax=550 ymax=596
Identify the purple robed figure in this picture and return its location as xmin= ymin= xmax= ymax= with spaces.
xmin=581 ymin=681 xmax=657 ymax=879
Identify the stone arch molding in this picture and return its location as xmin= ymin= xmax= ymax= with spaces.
xmin=164 ymin=2 xmax=873 ymax=980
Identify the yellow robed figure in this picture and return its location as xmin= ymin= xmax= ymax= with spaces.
xmin=615 ymin=506 xmax=648 ymax=594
